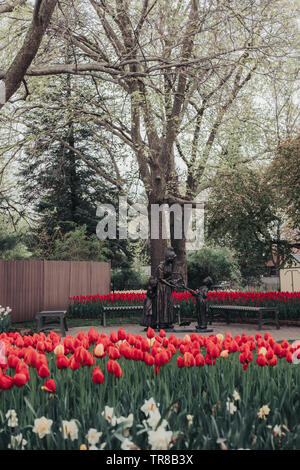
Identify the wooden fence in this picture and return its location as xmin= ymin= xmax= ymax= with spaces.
xmin=0 ymin=260 xmax=111 ymax=322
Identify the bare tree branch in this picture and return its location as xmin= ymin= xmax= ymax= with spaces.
xmin=0 ymin=0 xmax=58 ymax=110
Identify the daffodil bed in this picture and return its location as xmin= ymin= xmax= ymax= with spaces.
xmin=0 ymin=328 xmax=300 ymax=450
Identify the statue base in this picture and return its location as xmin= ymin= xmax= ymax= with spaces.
xmin=195 ymin=328 xmax=213 ymax=333
xmin=155 ymin=327 xmax=176 ymax=332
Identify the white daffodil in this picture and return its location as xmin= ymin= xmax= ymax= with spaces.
xmin=141 ymin=398 xmax=159 ymax=417
xmin=257 ymin=405 xmax=270 ymax=420
xmin=61 ymin=420 xmax=79 ymax=441
xmin=85 ymin=428 xmax=102 ymax=446
xmin=32 ymin=417 xmax=53 ymax=439
xmin=8 ymin=433 xmax=27 ymax=450
xmin=226 ymin=400 xmax=237 ymax=415
xmin=146 ymin=409 xmax=161 ymax=430
xmin=116 ymin=413 xmax=134 ymax=437
xmin=232 ymin=390 xmax=241 ymax=401
xmin=273 ymin=424 xmax=283 ymax=437
xmin=148 ymin=426 xmax=173 ymax=450
xmin=102 ymin=406 xmax=117 ymax=426
xmin=121 ymin=438 xmax=139 ymax=450
xmin=186 ymin=415 xmax=194 ymax=427
xmin=5 ymin=410 xmax=18 ymax=428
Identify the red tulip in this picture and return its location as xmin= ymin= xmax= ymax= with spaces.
xmin=144 ymin=352 xmax=155 ymax=366
xmin=15 ymin=336 xmax=24 ymax=348
xmin=88 ymin=328 xmax=100 ymax=344
xmin=56 ymin=354 xmax=69 ymax=369
xmin=158 ymin=329 xmax=166 ymax=338
xmin=24 ymin=347 xmax=38 ymax=367
xmin=117 ymin=328 xmax=126 ymax=341
xmin=177 ymin=356 xmax=184 ymax=368
xmin=36 ymin=341 xmax=45 ymax=353
xmin=82 ymin=351 xmax=95 ymax=367
xmin=110 ymin=331 xmax=118 ymax=343
xmin=74 ymin=346 xmax=88 ymax=363
xmin=13 ymin=372 xmax=28 ymax=387
xmin=195 ymin=354 xmax=205 ymax=367
xmin=146 ymin=327 xmax=155 ymax=339
xmin=68 ymin=355 xmax=81 ymax=370
xmin=64 ymin=336 xmax=75 ymax=351
xmin=92 ymin=366 xmax=105 ymax=384
xmin=42 ymin=378 xmax=56 ymax=393
xmin=256 ymin=354 xmax=267 ymax=366
xmin=0 ymin=374 xmax=13 ymax=390
xmin=112 ymin=361 xmax=123 ymax=378
xmin=286 ymin=351 xmax=293 ymax=363
xmin=268 ymin=356 xmax=277 ymax=366
xmin=183 ymin=352 xmax=195 ymax=367
xmin=8 ymin=354 xmax=21 ymax=369
xmin=108 ymin=347 xmax=121 ymax=360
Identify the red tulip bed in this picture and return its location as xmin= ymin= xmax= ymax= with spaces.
xmin=0 ymin=327 xmax=300 ymax=450
xmin=68 ymin=291 xmax=300 ymax=321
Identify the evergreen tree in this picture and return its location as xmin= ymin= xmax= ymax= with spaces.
xmin=18 ymin=74 xmax=132 ymax=267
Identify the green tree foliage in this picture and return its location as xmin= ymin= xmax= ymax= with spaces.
xmin=51 ymin=224 xmax=104 ymax=261
xmin=18 ymin=74 xmax=133 ymax=268
xmin=268 ymin=135 xmax=300 ymax=232
xmin=0 ymin=197 xmax=30 ymax=260
xmin=111 ymin=268 xmax=148 ymax=291
xmin=187 ymin=246 xmax=241 ymax=290
xmin=0 ymin=226 xmax=19 ymax=257
xmin=205 ymin=165 xmax=282 ymax=281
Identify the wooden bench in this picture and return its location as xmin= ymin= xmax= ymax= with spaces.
xmin=101 ymin=304 xmax=181 ymax=328
xmin=36 ymin=310 xmax=68 ymax=337
xmin=208 ymin=304 xmax=280 ymax=330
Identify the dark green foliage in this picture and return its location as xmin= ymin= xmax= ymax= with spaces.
xmin=268 ymin=134 xmax=300 ymax=232
xmin=187 ymin=247 xmax=241 ymax=289
xmin=206 ymin=165 xmax=282 ymax=282
xmin=17 ymin=75 xmax=133 ymax=267
xmin=111 ymin=268 xmax=148 ymax=291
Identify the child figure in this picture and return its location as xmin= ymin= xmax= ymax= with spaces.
xmin=190 ymin=277 xmax=213 ymax=330
xmin=140 ymin=277 xmax=157 ymax=330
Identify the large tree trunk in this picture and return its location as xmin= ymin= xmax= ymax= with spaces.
xmin=170 ymin=209 xmax=187 ymax=284
xmin=148 ymin=200 xmax=167 ymax=277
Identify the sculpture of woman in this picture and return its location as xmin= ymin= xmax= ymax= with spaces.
xmin=155 ymin=246 xmax=177 ymax=330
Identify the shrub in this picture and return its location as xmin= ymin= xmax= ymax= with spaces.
xmin=0 ymin=306 xmax=12 ymax=333
xmin=187 ymin=247 xmax=241 ymax=290
xmin=111 ymin=268 xmax=148 ymax=291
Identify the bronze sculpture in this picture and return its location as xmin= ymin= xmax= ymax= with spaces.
xmin=155 ymin=246 xmax=177 ymax=330
xmin=190 ymin=276 xmax=213 ymax=330
xmin=140 ymin=246 xmax=213 ymax=333
xmin=140 ymin=276 xmax=157 ymax=330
